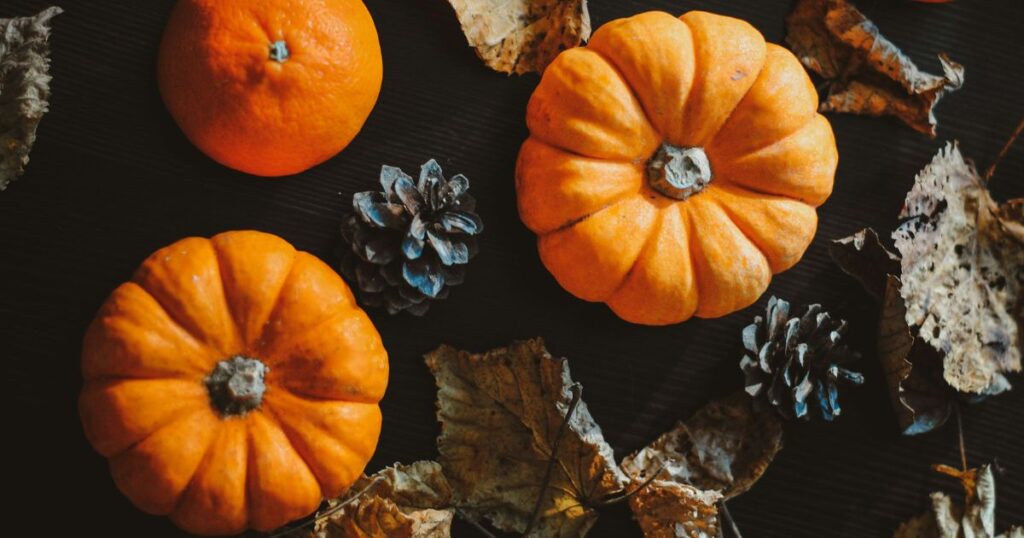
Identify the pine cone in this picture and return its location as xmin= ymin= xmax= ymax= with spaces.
xmin=340 ymin=159 xmax=483 ymax=316
xmin=740 ymin=296 xmax=864 ymax=421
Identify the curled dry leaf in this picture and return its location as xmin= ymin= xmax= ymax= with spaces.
xmin=620 ymin=393 xmax=781 ymax=536
xmin=446 ymin=0 xmax=591 ymax=75
xmin=622 ymin=392 xmax=783 ymax=501
xmin=627 ymin=481 xmax=721 ymax=538
xmin=893 ymin=464 xmax=1021 ymax=538
xmin=893 ymin=142 xmax=1023 ymax=393
xmin=425 ymin=339 xmax=626 ymax=537
xmin=786 ymin=0 xmax=964 ymax=137
xmin=879 ymin=275 xmax=961 ymax=436
xmin=829 ymin=228 xmax=901 ymax=301
xmin=830 ymin=229 xmax=1011 ymax=435
xmin=297 ymin=461 xmax=454 ymax=538
xmin=0 ymin=6 xmax=62 ymax=190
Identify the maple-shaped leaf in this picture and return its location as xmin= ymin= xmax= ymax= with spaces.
xmin=623 ymin=392 xmax=783 ymax=501
xmin=894 ymin=464 xmax=1022 ymax=538
xmin=446 ymin=0 xmax=591 ymax=75
xmin=294 ymin=461 xmax=454 ymax=538
xmin=893 ymin=142 xmax=1023 ymax=394
xmin=0 ymin=6 xmax=62 ymax=190
xmin=785 ymin=0 xmax=963 ymax=137
xmin=425 ymin=339 xmax=627 ymax=537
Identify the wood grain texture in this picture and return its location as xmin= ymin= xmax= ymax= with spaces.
xmin=0 ymin=0 xmax=1021 ymax=536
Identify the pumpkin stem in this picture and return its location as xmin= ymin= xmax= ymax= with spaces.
xmin=205 ymin=356 xmax=268 ymax=416
xmin=269 ymin=40 xmax=290 ymax=63
xmin=646 ymin=143 xmax=712 ymax=200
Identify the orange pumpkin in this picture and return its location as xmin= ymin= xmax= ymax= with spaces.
xmin=157 ymin=0 xmax=383 ymax=177
xmin=516 ymin=11 xmax=837 ymax=325
xmin=79 ymin=231 xmax=388 ymax=535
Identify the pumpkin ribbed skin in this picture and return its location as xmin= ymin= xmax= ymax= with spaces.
xmin=79 ymin=231 xmax=388 ymax=535
xmin=516 ymin=11 xmax=837 ymax=325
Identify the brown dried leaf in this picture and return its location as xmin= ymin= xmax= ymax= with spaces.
xmin=893 ymin=142 xmax=1023 ymax=393
xmin=446 ymin=0 xmax=591 ymax=75
xmin=425 ymin=339 xmax=626 ymax=537
xmin=302 ymin=461 xmax=454 ymax=538
xmin=622 ymin=392 xmax=783 ymax=500
xmin=627 ymin=480 xmax=721 ymax=538
xmin=878 ymin=275 xmax=958 ymax=435
xmin=786 ymin=0 xmax=963 ymax=136
xmin=893 ymin=464 xmax=1021 ymax=538
xmin=829 ymin=228 xmax=902 ymax=301
xmin=0 ymin=6 xmax=61 ymax=190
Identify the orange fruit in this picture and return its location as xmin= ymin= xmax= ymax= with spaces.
xmin=158 ymin=0 xmax=383 ymax=177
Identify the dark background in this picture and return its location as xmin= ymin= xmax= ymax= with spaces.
xmin=1 ymin=0 xmax=1022 ymax=536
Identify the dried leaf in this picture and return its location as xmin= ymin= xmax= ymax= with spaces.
xmin=425 ymin=339 xmax=627 ymax=537
xmin=893 ymin=142 xmax=1023 ymax=393
xmin=627 ymin=480 xmax=721 ymax=538
xmin=786 ymin=0 xmax=964 ymax=136
xmin=446 ymin=0 xmax=591 ymax=75
xmin=894 ymin=464 xmax=1021 ymax=538
xmin=623 ymin=392 xmax=783 ymax=501
xmin=879 ymin=275 xmax=958 ymax=435
xmin=302 ymin=461 xmax=454 ymax=538
xmin=0 ymin=6 xmax=61 ymax=190
xmin=829 ymin=228 xmax=902 ymax=301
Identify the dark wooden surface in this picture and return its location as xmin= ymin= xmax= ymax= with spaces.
xmin=2 ymin=0 xmax=1022 ymax=536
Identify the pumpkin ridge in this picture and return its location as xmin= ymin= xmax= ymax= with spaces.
xmin=105 ymin=405 xmax=210 ymax=461
xmin=547 ymin=196 xmax=633 ymax=235
xmin=132 ymin=238 xmax=242 ymax=356
xmin=169 ymin=419 xmax=250 ymax=532
xmin=212 ymin=234 xmax=299 ymax=353
xmin=585 ymin=43 xmax=669 ymax=150
xmin=711 ymin=115 xmax=836 ymax=206
xmin=84 ymin=378 xmax=211 ymax=459
xmin=677 ymin=205 xmax=703 ymax=304
xmin=248 ymin=406 xmax=327 ymax=497
xmin=676 ymin=12 xmax=768 ymax=147
xmin=113 ymin=408 xmax=218 ymax=514
xmin=94 ymin=282 xmax=222 ymax=379
xmin=253 ymin=259 xmax=362 ymax=362
xmin=703 ymin=190 xmax=783 ymax=273
xmin=707 ymin=115 xmax=816 ymax=166
xmin=607 ymin=209 xmax=665 ymax=302
xmin=207 ymin=238 xmax=247 ymax=351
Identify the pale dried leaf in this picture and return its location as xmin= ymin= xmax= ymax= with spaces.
xmin=627 ymin=480 xmax=721 ymax=538
xmin=893 ymin=465 xmax=1015 ymax=538
xmin=786 ymin=0 xmax=963 ymax=136
xmin=893 ymin=142 xmax=1023 ymax=393
xmin=425 ymin=339 xmax=627 ymax=537
xmin=622 ymin=392 xmax=783 ymax=500
xmin=447 ymin=0 xmax=591 ymax=74
xmin=0 ymin=6 xmax=61 ymax=190
xmin=303 ymin=461 xmax=454 ymax=538
xmin=829 ymin=228 xmax=902 ymax=301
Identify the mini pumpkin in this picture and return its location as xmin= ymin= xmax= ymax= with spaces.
xmin=516 ymin=11 xmax=837 ymax=325
xmin=158 ymin=0 xmax=383 ymax=177
xmin=79 ymin=231 xmax=388 ymax=535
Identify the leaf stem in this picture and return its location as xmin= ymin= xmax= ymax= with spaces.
xmin=984 ymin=116 xmax=1024 ymax=182
xmin=720 ymin=501 xmax=744 ymax=538
xmin=596 ymin=464 xmax=666 ymax=507
xmin=459 ymin=511 xmax=499 ymax=538
xmin=954 ymin=403 xmax=967 ymax=472
xmin=267 ymin=475 xmax=383 ymax=538
xmin=523 ymin=382 xmax=582 ymax=536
